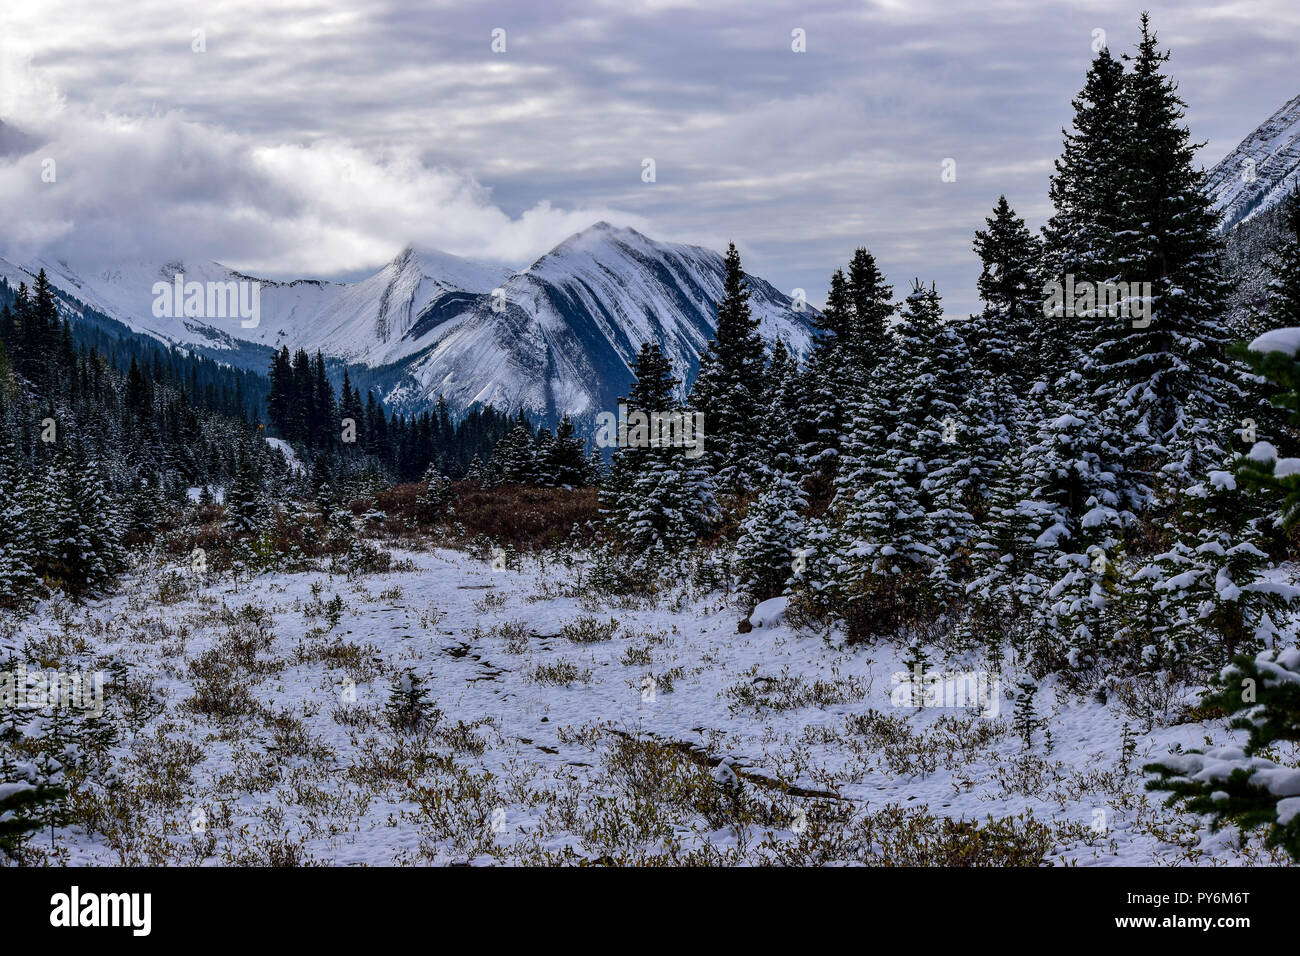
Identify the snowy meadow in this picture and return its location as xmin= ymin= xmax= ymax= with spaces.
xmin=2 ymin=539 xmax=1293 ymax=867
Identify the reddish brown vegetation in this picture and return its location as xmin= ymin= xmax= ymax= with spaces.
xmin=377 ymin=480 xmax=601 ymax=550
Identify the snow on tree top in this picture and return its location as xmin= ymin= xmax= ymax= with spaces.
xmin=1249 ymin=327 xmax=1300 ymax=357
xmin=1248 ymin=441 xmax=1279 ymax=462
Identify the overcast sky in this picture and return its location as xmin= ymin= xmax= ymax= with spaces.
xmin=1 ymin=0 xmax=1297 ymax=317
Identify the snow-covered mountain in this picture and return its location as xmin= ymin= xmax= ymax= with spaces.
xmin=0 ymin=246 xmax=510 ymax=365
xmin=0 ymin=223 xmax=815 ymax=423
xmin=390 ymin=223 xmax=814 ymax=418
xmin=1207 ymin=92 xmax=1300 ymax=232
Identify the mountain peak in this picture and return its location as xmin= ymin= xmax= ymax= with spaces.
xmin=1207 ymin=92 xmax=1300 ymax=232
xmin=533 ymin=221 xmax=657 ymax=269
xmin=571 ymin=220 xmax=650 ymax=243
xmin=385 ymin=243 xmax=510 ymax=294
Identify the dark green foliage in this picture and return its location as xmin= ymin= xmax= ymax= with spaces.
xmin=264 ymin=344 xmax=525 ymax=486
xmin=1040 ymin=46 xmax=1128 ymax=384
xmin=798 ymin=246 xmax=895 ymax=478
xmin=968 ymin=196 xmax=1042 ymax=390
xmin=386 ymin=667 xmax=437 ymax=733
xmin=415 ymin=466 xmax=455 ymax=523
xmin=1101 ymin=17 xmax=1238 ymax=490
xmin=601 ymin=343 xmax=716 ymax=573
xmin=548 ymin=414 xmax=588 ymax=487
xmin=1012 ymin=679 xmax=1039 ymax=749
xmin=0 ymin=757 xmax=67 ymax=860
xmin=736 ymin=475 xmax=807 ymax=601
xmin=225 ymin=446 xmax=267 ymax=534
xmin=1146 ymin=648 xmax=1300 ymax=860
xmin=690 ymin=243 xmax=768 ymax=494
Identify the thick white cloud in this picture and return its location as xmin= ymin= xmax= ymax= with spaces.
xmin=0 ymin=66 xmax=640 ymax=276
xmin=1 ymin=0 xmax=1297 ymax=311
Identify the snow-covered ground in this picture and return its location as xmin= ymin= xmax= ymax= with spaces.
xmin=3 ymin=546 xmax=1294 ymax=866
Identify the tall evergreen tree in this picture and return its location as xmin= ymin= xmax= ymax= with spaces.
xmin=799 ymin=250 xmax=895 ymax=482
xmin=736 ymin=474 xmax=808 ymax=603
xmin=1040 ymin=46 xmax=1128 ymax=386
xmin=1097 ymin=14 xmax=1240 ymax=497
xmin=816 ymin=281 xmax=969 ymax=637
xmin=0 ymin=431 xmax=40 ymax=608
xmin=267 ymin=347 xmax=295 ymax=439
xmin=487 ymin=411 xmax=536 ymax=486
xmin=39 ymin=444 xmax=126 ymax=597
xmin=845 ymin=247 xmax=895 ymax=375
xmin=969 ymin=197 xmax=1043 ymax=390
xmin=548 ymin=414 xmax=588 ymax=487
xmin=603 ymin=343 xmax=716 ymax=571
xmin=761 ymin=340 xmax=804 ymax=478
xmin=690 ymin=243 xmax=768 ymax=494
xmin=226 ymin=446 xmax=266 ymax=534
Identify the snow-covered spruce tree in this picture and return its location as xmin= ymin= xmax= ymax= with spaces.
xmin=817 ymin=281 xmax=970 ymax=639
xmin=486 ymin=412 xmax=536 ymax=486
xmin=466 ymin=454 xmax=487 ymax=483
xmin=1158 ymin=317 xmax=1300 ymax=669
xmin=736 ymin=474 xmax=808 ymax=603
xmin=0 ymin=750 xmax=67 ymax=861
xmin=798 ymin=250 xmax=895 ymax=484
xmin=0 ymin=432 xmax=41 ymax=608
xmin=690 ymin=243 xmax=768 ymax=495
xmin=385 ymin=667 xmax=437 ymax=733
xmin=797 ymin=268 xmax=852 ymax=481
xmin=123 ymin=470 xmax=161 ymax=540
xmin=533 ymin=427 xmax=556 ymax=486
xmin=1039 ymin=45 xmax=1128 ymax=389
xmin=819 ymin=451 xmax=933 ymax=641
xmin=1107 ymin=470 xmax=1279 ymax=681
xmin=225 ymin=445 xmax=267 ymax=535
xmin=1045 ymin=537 xmax=1124 ymax=677
xmin=1020 ymin=393 xmax=1127 ymax=671
xmin=1139 ymin=319 xmax=1300 ymax=855
xmin=945 ymin=376 xmax=1025 ymax=584
xmin=1105 ymin=550 xmax=1180 ymax=677
xmin=845 ymin=247 xmax=896 ymax=377
xmin=1236 ymin=338 xmax=1300 ymax=528
xmin=952 ymin=197 xmax=1043 ymax=609
xmin=600 ymin=343 xmax=717 ymax=584
xmin=602 ymin=341 xmax=678 ymax=534
xmin=1107 ymin=238 xmax=1300 ymax=681
xmin=1095 ymin=15 xmax=1240 ymax=499
xmin=1235 ymin=188 xmax=1300 ymax=450
xmin=896 ymin=282 xmax=979 ymax=584
xmin=310 ymin=453 xmax=336 ymax=520
xmin=1012 ymin=678 xmax=1040 ymax=749
xmin=415 ymin=464 xmax=455 ymax=524
xmin=1029 ymin=32 xmax=1228 ymax=650
xmin=1146 ymin=646 xmax=1300 ymax=861
xmin=1255 ymin=189 xmax=1300 ymax=339
xmin=582 ymin=446 xmax=606 ymax=486
xmin=761 ymin=339 xmax=804 ymax=479
xmin=963 ymin=439 xmax=1056 ymax=649
xmin=548 ymin=414 xmax=588 ymax=487
xmin=39 ymin=444 xmax=127 ymax=597
xmin=1135 ymin=466 xmax=1300 ymax=675
xmin=968 ymin=196 xmax=1043 ymax=393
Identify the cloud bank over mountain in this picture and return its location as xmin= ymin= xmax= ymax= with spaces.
xmin=2 ymin=0 xmax=1299 ymax=314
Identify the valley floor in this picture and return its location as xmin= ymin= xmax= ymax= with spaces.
xmin=3 ymin=546 xmax=1295 ymax=866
